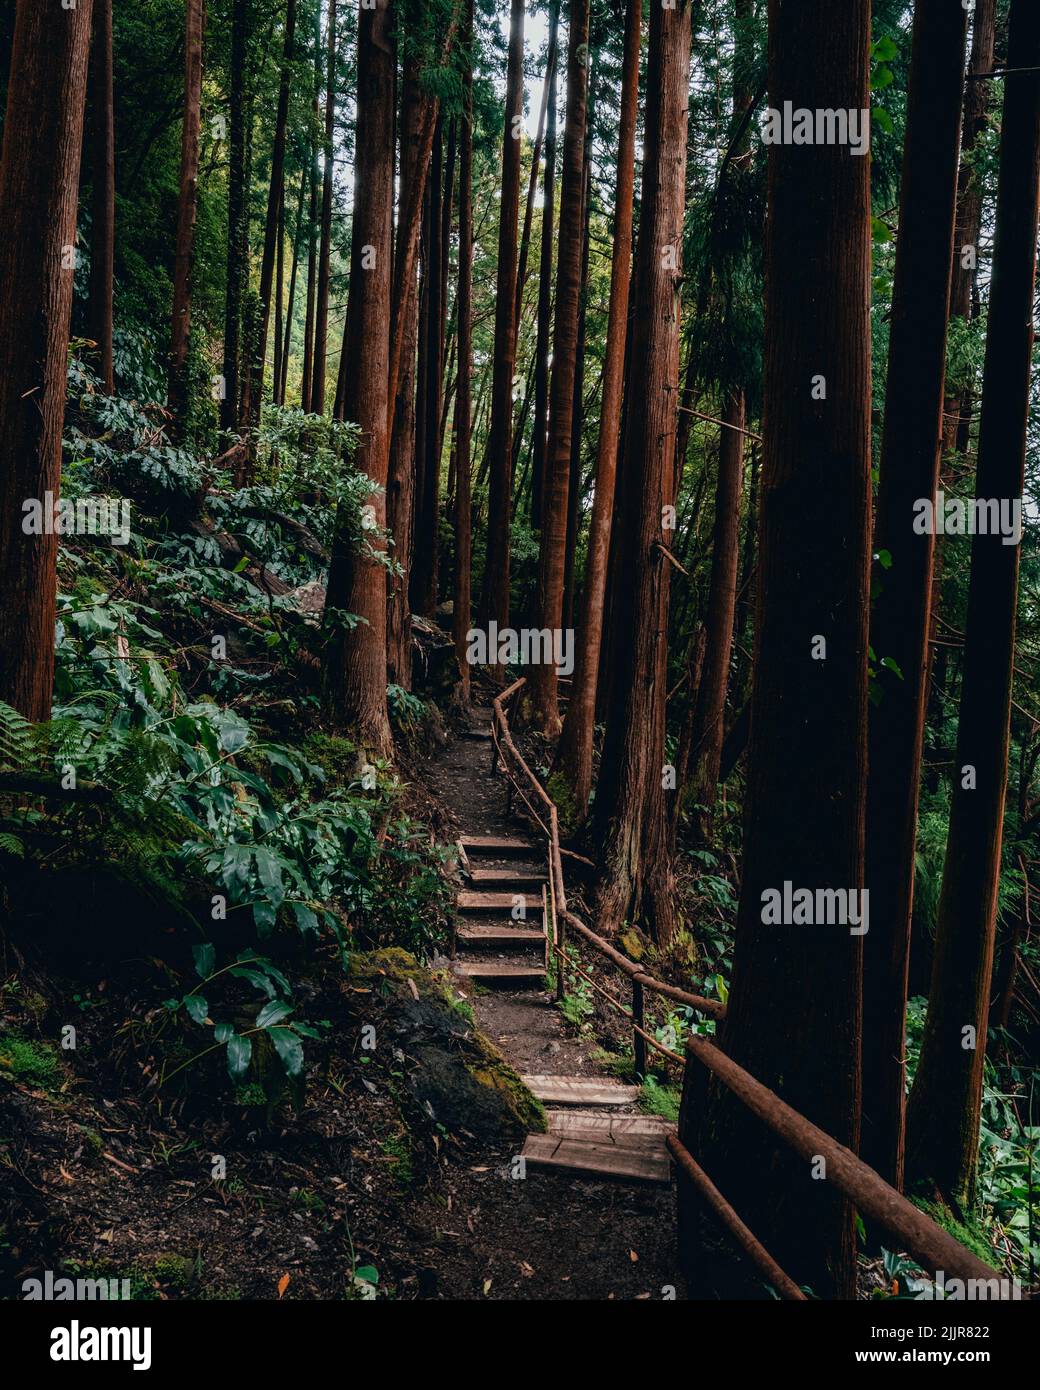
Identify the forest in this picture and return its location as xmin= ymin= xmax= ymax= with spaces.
xmin=0 ymin=0 xmax=1037 ymax=1353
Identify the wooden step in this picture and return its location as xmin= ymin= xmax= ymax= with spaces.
xmin=459 ymin=835 xmax=541 ymax=857
xmin=463 ymin=727 xmax=493 ymax=740
xmin=456 ymin=924 xmax=545 ymax=946
xmin=545 ymin=1108 xmax=675 ymax=1140
xmin=521 ymin=1075 xmax=641 ymax=1107
xmin=456 ymin=890 xmax=542 ymax=913
xmin=521 ymin=1133 xmax=672 ymax=1185
xmin=467 ymin=867 xmax=546 ymax=888
xmin=458 ymin=963 xmax=546 ymax=989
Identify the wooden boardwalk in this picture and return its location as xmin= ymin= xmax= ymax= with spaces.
xmin=452 ymin=709 xmax=674 ymax=1187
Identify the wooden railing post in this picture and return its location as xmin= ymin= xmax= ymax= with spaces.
xmin=632 ymin=978 xmax=646 ymax=1076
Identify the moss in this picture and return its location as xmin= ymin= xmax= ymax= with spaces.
xmin=303 ymin=732 xmax=360 ymax=790
xmin=153 ymin=1254 xmax=193 ymax=1291
xmin=379 ymin=1134 xmax=415 ymax=1186
xmin=640 ymin=1076 xmax=682 ymax=1124
xmin=349 ymin=946 xmax=425 ymax=988
xmin=545 ymin=771 xmax=579 ymax=836
xmin=618 ymin=928 xmax=646 ymax=963
xmin=0 ymin=1033 xmax=64 ymax=1091
xmin=77 ymin=1124 xmax=105 ymax=1156
xmin=467 ymin=1055 xmax=547 ymax=1134
xmin=911 ymin=1198 xmax=995 ymax=1264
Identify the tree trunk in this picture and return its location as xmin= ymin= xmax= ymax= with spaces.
xmin=452 ymin=0 xmax=475 ymax=707
xmin=686 ymin=390 xmax=746 ymax=841
xmin=590 ymin=0 xmax=693 ymax=946
xmin=278 ymin=165 xmax=307 ymax=405
xmin=410 ymin=117 xmax=445 ymax=617
xmin=253 ymin=0 xmax=296 ymax=420
xmin=553 ymin=0 xmax=637 ymax=808
xmin=220 ymin=0 xmax=250 ymax=435
xmin=479 ymin=0 xmax=524 ymax=657
xmin=906 ymin=0 xmax=1040 ymax=1212
xmin=684 ymin=0 xmax=873 ymax=1300
xmin=530 ymin=0 xmax=559 ymax=533
xmin=301 ymin=13 xmax=322 ymax=413
xmin=526 ymin=0 xmax=590 ymax=733
xmin=684 ymin=0 xmax=754 ymax=843
xmin=168 ymin=0 xmax=205 ymax=424
xmin=862 ymin=1 xmax=968 ymax=1193
xmin=387 ymin=57 xmax=425 ymax=689
xmin=0 ymin=0 xmax=95 ymax=722
xmin=89 ymin=0 xmax=115 ymax=394
xmin=311 ymin=0 xmax=338 ymax=415
xmin=321 ymin=0 xmax=395 ymax=759
xmin=515 ymin=21 xmax=557 ymax=328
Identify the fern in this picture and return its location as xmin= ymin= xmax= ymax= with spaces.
xmin=0 ymin=702 xmax=34 ymax=771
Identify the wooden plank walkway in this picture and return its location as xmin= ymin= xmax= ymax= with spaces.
xmin=452 ymin=721 xmax=675 ymax=1189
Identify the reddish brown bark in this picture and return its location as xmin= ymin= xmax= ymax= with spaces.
xmin=220 ymin=0 xmax=249 ymax=434
xmin=906 ymin=0 xmax=1040 ymax=1211
xmin=863 ymin=1 xmax=969 ymax=1193
xmin=554 ymin=0 xmax=640 ymax=815
xmin=387 ymin=60 xmax=425 ymax=689
xmin=0 ymin=0 xmax=95 ymax=722
xmin=322 ymin=0 xmax=396 ymax=758
xmin=301 ymin=12 xmax=322 ymax=413
xmin=480 ymin=0 xmax=525 ymax=654
xmin=687 ymin=390 xmax=746 ymax=841
xmin=452 ymin=0 xmax=475 ymax=706
xmin=277 ymin=166 xmax=307 ymax=406
xmin=687 ymin=0 xmax=873 ymax=1300
xmin=253 ymin=0 xmax=297 ymax=417
xmin=526 ymin=0 xmax=590 ymax=734
xmin=311 ymin=0 xmax=338 ymax=415
xmin=89 ymin=0 xmax=115 ymax=394
xmin=591 ymin=0 xmax=693 ymax=946
xmin=529 ymin=0 xmax=559 ymax=534
xmin=168 ymin=0 xmax=205 ymax=422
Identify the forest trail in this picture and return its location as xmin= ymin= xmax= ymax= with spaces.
xmin=424 ymin=707 xmax=677 ymax=1186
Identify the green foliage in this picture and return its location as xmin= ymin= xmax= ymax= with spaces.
xmin=0 ymin=1034 xmax=63 ymax=1091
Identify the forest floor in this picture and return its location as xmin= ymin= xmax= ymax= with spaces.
xmin=0 ymin=701 xmax=684 ymax=1302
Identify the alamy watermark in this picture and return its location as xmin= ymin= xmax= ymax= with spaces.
xmin=761 ymin=882 xmax=869 ymax=936
xmin=759 ymin=102 xmax=870 ymax=156
xmin=466 ymin=621 xmax=574 ymax=677
xmin=913 ymin=491 xmax=1022 ymax=547
xmin=23 ymin=1271 xmax=131 ymax=1301
xmin=22 ymin=491 xmax=132 ymax=547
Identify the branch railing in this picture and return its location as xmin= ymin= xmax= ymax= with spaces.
xmin=487 ymin=676 xmax=1007 ymax=1299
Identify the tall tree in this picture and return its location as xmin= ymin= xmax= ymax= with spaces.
xmin=168 ymin=0 xmax=205 ymax=423
xmin=220 ymin=0 xmax=250 ymax=434
xmin=387 ymin=56 xmax=426 ymax=689
xmin=906 ymin=0 xmax=1040 ymax=1211
xmin=684 ymin=0 xmax=755 ymax=844
xmin=943 ymin=0 xmax=998 ymax=460
xmin=278 ymin=165 xmax=308 ymax=406
xmin=591 ymin=0 xmax=693 ymax=944
xmin=526 ymin=0 xmax=590 ymax=733
xmin=311 ymin=0 xmax=338 ymax=415
xmin=452 ymin=0 xmax=475 ymax=707
xmin=322 ymin=0 xmax=395 ymax=758
xmin=862 ymin=1 xmax=968 ymax=1192
xmin=0 ymin=0 xmax=95 ymax=721
xmin=685 ymin=0 xmax=873 ymax=1299
xmin=301 ymin=7 xmax=322 ymax=412
xmin=554 ymin=0 xmax=640 ymax=814
xmin=88 ymin=0 xmax=115 ymax=394
xmin=530 ymin=0 xmax=560 ymax=532
xmin=479 ymin=0 xmax=524 ymax=658
xmin=252 ymin=0 xmax=297 ymax=420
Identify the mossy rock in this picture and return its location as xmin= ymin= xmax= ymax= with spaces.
xmin=348 ymin=949 xmax=545 ymax=1139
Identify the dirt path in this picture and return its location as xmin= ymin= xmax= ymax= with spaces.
xmin=416 ymin=712 xmax=687 ymax=1300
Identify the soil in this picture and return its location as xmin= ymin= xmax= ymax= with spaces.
xmin=0 ymin=703 xmax=685 ymax=1303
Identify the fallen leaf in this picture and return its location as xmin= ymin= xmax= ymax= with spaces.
xmin=629 ymin=1249 xmax=639 ymax=1262
xmin=482 ymin=1278 xmax=492 ymax=1295
xmin=520 ymin=1261 xmax=535 ymax=1278
xmin=277 ymin=1273 xmax=290 ymax=1298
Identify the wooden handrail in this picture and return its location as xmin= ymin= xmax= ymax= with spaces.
xmin=489 ymin=676 xmax=1013 ymax=1296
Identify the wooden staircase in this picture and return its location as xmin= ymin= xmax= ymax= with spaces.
xmin=452 ymin=708 xmax=675 ymax=1187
